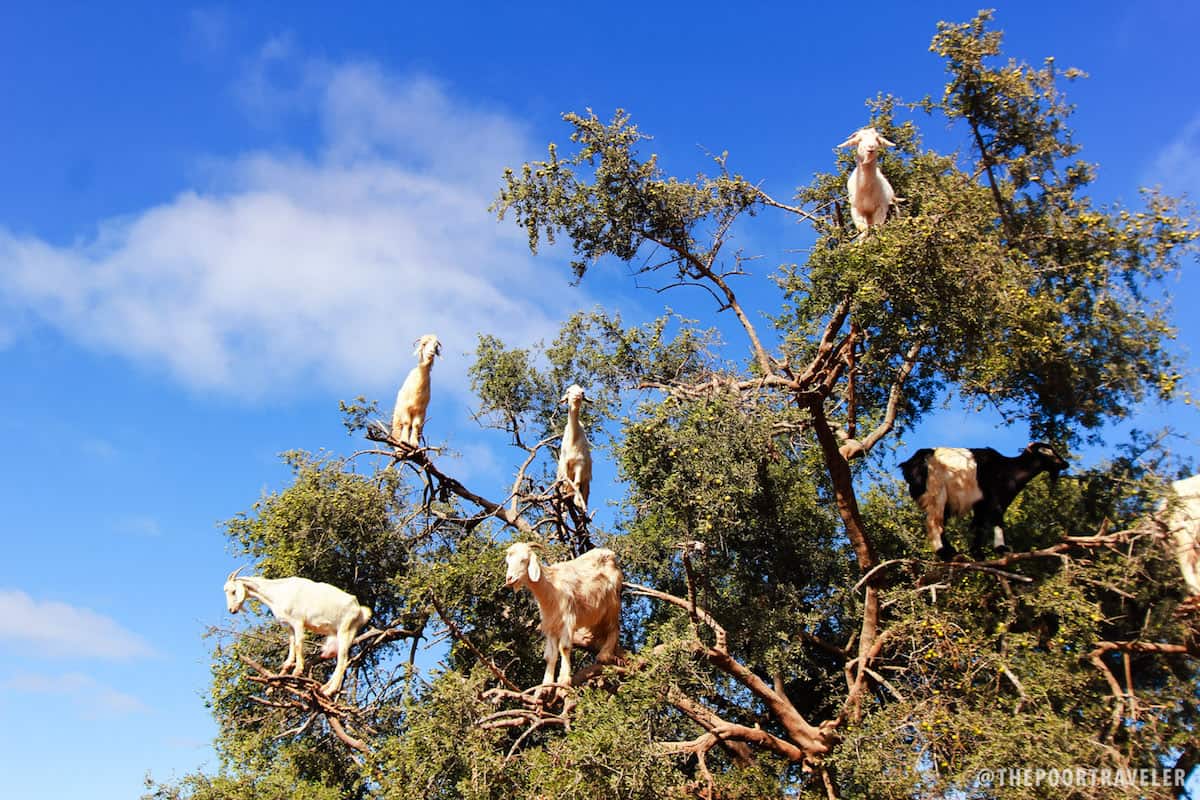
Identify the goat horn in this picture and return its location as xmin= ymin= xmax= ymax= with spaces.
xmin=226 ymin=565 xmax=245 ymax=582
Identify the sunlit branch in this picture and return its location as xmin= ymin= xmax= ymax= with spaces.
xmin=839 ymin=340 xmax=923 ymax=461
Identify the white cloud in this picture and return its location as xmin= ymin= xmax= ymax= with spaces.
xmin=0 ymin=589 xmax=157 ymax=661
xmin=2 ymin=671 xmax=149 ymax=716
xmin=1145 ymin=113 xmax=1200 ymax=196
xmin=0 ymin=54 xmax=573 ymax=401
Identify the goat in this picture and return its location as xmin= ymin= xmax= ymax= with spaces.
xmin=556 ymin=384 xmax=593 ymax=512
xmin=223 ymin=568 xmax=373 ymax=696
xmin=391 ymin=334 xmax=442 ymax=449
xmin=503 ymin=542 xmax=622 ymax=696
xmin=1163 ymin=475 xmax=1200 ymax=595
xmin=837 ymin=127 xmax=897 ymax=236
xmin=899 ymin=442 xmax=1068 ymax=561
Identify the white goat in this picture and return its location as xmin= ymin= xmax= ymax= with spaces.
xmin=223 ymin=568 xmax=373 ymax=695
xmin=503 ymin=542 xmax=622 ymax=695
xmin=392 ymin=334 xmax=442 ymax=449
xmin=1164 ymin=475 xmax=1200 ymax=596
xmin=556 ymin=385 xmax=593 ymax=512
xmin=837 ymin=127 xmax=897 ymax=236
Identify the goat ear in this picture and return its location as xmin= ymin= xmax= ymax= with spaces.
xmin=527 ymin=553 xmax=541 ymax=583
xmin=879 ymin=134 xmax=897 ymax=148
xmin=837 ymin=133 xmax=859 ymax=148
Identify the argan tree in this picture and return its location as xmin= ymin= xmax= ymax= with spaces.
xmin=148 ymin=12 xmax=1199 ymax=800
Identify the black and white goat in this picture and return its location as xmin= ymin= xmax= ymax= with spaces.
xmin=899 ymin=442 xmax=1068 ymax=560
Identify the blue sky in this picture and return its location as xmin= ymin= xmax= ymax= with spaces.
xmin=0 ymin=3 xmax=1198 ymax=798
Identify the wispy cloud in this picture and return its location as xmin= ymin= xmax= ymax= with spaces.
xmin=113 ymin=514 xmax=162 ymax=537
xmin=1144 ymin=113 xmax=1200 ymax=196
xmin=185 ymin=7 xmax=233 ymax=59
xmin=2 ymin=671 xmax=149 ymax=716
xmin=0 ymin=589 xmax=157 ymax=660
xmin=0 ymin=50 xmax=573 ymax=401
xmin=444 ymin=440 xmax=508 ymax=486
xmin=81 ymin=436 xmax=119 ymax=460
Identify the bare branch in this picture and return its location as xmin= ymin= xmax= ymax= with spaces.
xmin=754 ymin=186 xmax=826 ymax=224
xmin=639 ymin=230 xmax=776 ymax=377
xmin=366 ymin=424 xmax=537 ymax=534
xmin=431 ymin=596 xmax=522 ymax=693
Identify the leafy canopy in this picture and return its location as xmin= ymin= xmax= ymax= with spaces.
xmin=150 ymin=11 xmax=1198 ymax=800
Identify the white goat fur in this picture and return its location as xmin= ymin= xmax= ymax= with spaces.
xmin=837 ymin=127 xmax=897 ymax=235
xmin=392 ymin=334 xmax=442 ymax=448
xmin=556 ymin=384 xmax=593 ymax=512
xmin=223 ymin=569 xmax=373 ymax=695
xmin=504 ymin=542 xmax=622 ymax=692
xmin=916 ymin=448 xmax=985 ymax=553
xmin=1165 ymin=475 xmax=1200 ymax=595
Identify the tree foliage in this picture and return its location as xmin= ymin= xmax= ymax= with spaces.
xmin=150 ymin=12 xmax=1199 ymax=800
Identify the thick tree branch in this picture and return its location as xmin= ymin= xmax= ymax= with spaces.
xmin=629 ymin=582 xmax=837 ymax=761
xmin=796 ymin=299 xmax=852 ymax=388
xmin=840 ymin=341 xmax=923 ymax=461
xmin=668 ymin=688 xmax=806 ymax=763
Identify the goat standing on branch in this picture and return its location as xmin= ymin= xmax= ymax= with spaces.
xmin=1164 ymin=474 xmax=1200 ymax=596
xmin=900 ymin=442 xmax=1068 ymax=561
xmin=392 ymin=334 xmax=442 ymax=450
xmin=223 ymin=568 xmax=373 ymax=696
xmin=556 ymin=385 xmax=593 ymax=513
xmin=837 ymin=126 xmax=897 ymax=237
xmin=503 ymin=542 xmax=622 ymax=698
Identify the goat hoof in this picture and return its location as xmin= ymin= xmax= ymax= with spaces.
xmin=993 ymin=544 xmax=1011 ymax=556
xmin=935 ymin=545 xmax=957 ymax=562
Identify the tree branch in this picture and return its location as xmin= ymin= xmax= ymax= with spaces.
xmin=366 ymin=425 xmax=536 ymax=534
xmin=431 ymin=596 xmax=522 ymax=693
xmin=840 ymin=341 xmax=923 ymax=461
xmin=629 ymin=582 xmax=837 ymax=761
xmin=641 ymin=231 xmax=775 ymax=377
